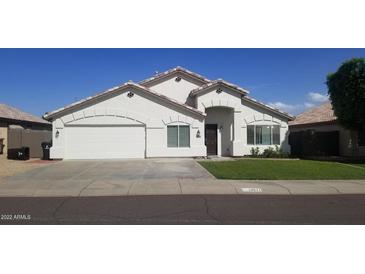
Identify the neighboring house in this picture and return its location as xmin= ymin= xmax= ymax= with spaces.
xmin=43 ymin=67 xmax=293 ymax=160
xmin=289 ymin=102 xmax=365 ymax=157
xmin=0 ymin=103 xmax=52 ymax=159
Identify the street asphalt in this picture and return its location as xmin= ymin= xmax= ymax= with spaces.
xmin=1 ymin=194 xmax=365 ymax=224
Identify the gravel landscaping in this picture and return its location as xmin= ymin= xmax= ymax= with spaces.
xmin=0 ymin=158 xmax=53 ymax=181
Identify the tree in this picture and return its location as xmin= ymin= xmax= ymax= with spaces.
xmin=327 ymin=58 xmax=365 ymax=154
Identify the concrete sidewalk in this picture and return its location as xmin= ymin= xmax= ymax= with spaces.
xmin=1 ymin=178 xmax=365 ymax=197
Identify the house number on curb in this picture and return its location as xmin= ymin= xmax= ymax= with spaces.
xmin=241 ymin=188 xmax=263 ymax=193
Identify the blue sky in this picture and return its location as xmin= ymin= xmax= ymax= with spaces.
xmin=1 ymin=48 xmax=364 ymax=117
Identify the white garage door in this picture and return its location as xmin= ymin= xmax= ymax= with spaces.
xmin=65 ymin=126 xmax=145 ymax=159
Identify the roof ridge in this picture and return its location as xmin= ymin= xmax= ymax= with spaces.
xmin=43 ymin=81 xmax=205 ymax=120
xmin=139 ymin=66 xmax=211 ymax=86
xmin=190 ymin=78 xmax=250 ymax=95
xmin=243 ymin=96 xmax=294 ymax=120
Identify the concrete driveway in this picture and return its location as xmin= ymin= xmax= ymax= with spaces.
xmin=6 ymin=158 xmax=212 ymax=181
xmin=0 ymin=158 xmax=214 ymax=197
xmin=2 ymin=158 xmax=365 ymax=197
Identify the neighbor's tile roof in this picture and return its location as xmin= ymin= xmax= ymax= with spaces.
xmin=139 ymin=66 xmax=211 ymax=86
xmin=43 ymin=81 xmax=205 ymax=120
xmin=0 ymin=103 xmax=50 ymax=124
xmin=289 ymin=102 xmax=336 ymax=126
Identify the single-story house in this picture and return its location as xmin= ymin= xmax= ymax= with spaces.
xmin=0 ymin=103 xmax=52 ymax=159
xmin=43 ymin=67 xmax=294 ymax=160
xmin=289 ymin=102 xmax=365 ymax=157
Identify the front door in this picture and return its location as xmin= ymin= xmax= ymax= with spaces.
xmin=205 ymin=124 xmax=217 ymax=155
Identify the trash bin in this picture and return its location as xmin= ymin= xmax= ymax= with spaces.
xmin=41 ymin=142 xmax=52 ymax=160
xmin=18 ymin=147 xmax=30 ymax=161
xmin=0 ymin=138 xmax=4 ymax=155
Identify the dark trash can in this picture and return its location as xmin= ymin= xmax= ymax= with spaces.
xmin=0 ymin=138 xmax=4 ymax=155
xmin=18 ymin=147 xmax=30 ymax=161
xmin=41 ymin=142 xmax=52 ymax=160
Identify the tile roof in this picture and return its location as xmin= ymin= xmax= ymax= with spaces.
xmin=0 ymin=103 xmax=50 ymax=124
xmin=139 ymin=66 xmax=211 ymax=86
xmin=42 ymin=67 xmax=294 ymax=122
xmin=190 ymin=79 xmax=250 ymax=96
xmin=289 ymin=102 xmax=336 ymax=126
xmin=189 ymin=79 xmax=293 ymax=120
xmin=242 ymin=96 xmax=294 ymax=120
xmin=43 ymin=81 xmax=205 ymax=120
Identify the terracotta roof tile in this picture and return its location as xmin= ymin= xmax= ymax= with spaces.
xmin=243 ymin=96 xmax=294 ymax=120
xmin=289 ymin=102 xmax=336 ymax=126
xmin=0 ymin=103 xmax=50 ymax=124
xmin=139 ymin=66 xmax=211 ymax=86
xmin=43 ymin=81 xmax=205 ymax=120
xmin=190 ymin=79 xmax=250 ymax=96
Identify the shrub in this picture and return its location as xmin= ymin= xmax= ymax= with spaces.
xmin=262 ymin=147 xmax=276 ymax=158
xmin=250 ymin=147 xmax=260 ymax=157
xmin=252 ymin=145 xmax=290 ymax=158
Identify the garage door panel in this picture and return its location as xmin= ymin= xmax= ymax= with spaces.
xmin=65 ymin=126 xmax=145 ymax=159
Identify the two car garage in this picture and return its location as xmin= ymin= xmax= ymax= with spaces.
xmin=64 ymin=125 xmax=146 ymax=159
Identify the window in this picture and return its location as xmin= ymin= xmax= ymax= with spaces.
xmin=167 ymin=126 xmax=178 ymax=147
xmin=167 ymin=125 xmax=190 ymax=147
xmin=272 ymin=125 xmax=280 ymax=145
xmin=247 ymin=125 xmax=255 ymax=145
xmin=359 ymin=128 xmax=365 ymax=147
xmin=247 ymin=125 xmax=280 ymax=145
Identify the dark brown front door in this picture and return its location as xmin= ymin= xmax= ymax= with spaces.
xmin=205 ymin=124 xmax=217 ymax=155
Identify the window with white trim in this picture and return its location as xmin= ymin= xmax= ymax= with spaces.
xmin=247 ymin=125 xmax=280 ymax=145
xmin=167 ymin=125 xmax=190 ymax=147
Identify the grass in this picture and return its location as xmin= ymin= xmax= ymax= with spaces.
xmin=198 ymin=159 xmax=365 ymax=180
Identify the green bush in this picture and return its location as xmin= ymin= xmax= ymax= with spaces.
xmin=250 ymin=147 xmax=261 ymax=157
xmin=251 ymin=145 xmax=290 ymax=158
xmin=262 ymin=147 xmax=276 ymax=158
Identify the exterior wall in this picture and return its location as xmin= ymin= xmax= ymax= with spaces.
xmin=0 ymin=122 xmax=8 ymax=159
xmin=196 ymin=86 xmax=290 ymax=156
xmin=145 ymin=73 xmax=203 ymax=106
xmin=0 ymin=120 xmax=51 ymax=159
xmin=8 ymin=126 xmax=52 ymax=158
xmin=50 ymin=87 xmax=206 ymax=159
xmin=290 ymin=123 xmax=365 ymax=157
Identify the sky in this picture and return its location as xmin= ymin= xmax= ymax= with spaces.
xmin=1 ymin=48 xmax=365 ymax=117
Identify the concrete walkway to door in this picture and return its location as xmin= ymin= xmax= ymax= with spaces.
xmin=1 ymin=158 xmax=365 ymax=197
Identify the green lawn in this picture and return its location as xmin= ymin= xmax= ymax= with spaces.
xmin=198 ymin=159 xmax=365 ymax=180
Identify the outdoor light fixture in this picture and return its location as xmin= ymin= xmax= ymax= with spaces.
xmin=196 ymin=129 xmax=201 ymax=138
xmin=127 ymin=91 xmax=134 ymax=98
xmin=219 ymin=126 xmax=223 ymax=131
xmin=175 ymin=76 xmax=182 ymax=82
xmin=55 ymin=130 xmax=60 ymax=138
xmin=217 ymin=88 xmax=223 ymax=94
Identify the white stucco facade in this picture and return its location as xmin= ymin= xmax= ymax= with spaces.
xmin=44 ymin=67 xmax=293 ymax=160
